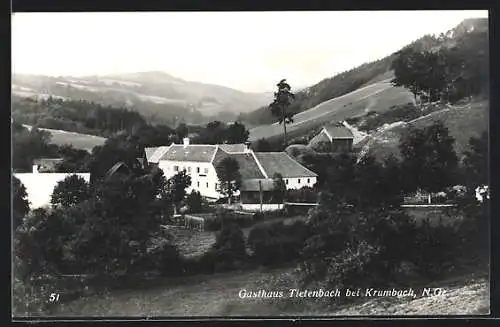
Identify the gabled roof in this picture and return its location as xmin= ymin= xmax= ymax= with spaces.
xmin=240 ymin=178 xmax=275 ymax=192
xmin=104 ymin=161 xmax=132 ymax=180
xmin=253 ymin=152 xmax=318 ymax=178
xmin=212 ymin=148 xmax=265 ymax=179
xmin=159 ymin=145 xmax=218 ymax=163
xmin=145 ymin=146 xmax=171 ymax=163
xmin=323 ymin=124 xmax=354 ymax=140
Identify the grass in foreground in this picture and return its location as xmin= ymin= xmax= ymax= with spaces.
xmin=45 ymin=266 xmax=488 ymax=317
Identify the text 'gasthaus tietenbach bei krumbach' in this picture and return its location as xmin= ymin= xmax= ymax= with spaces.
xmin=238 ymin=288 xmax=448 ymax=299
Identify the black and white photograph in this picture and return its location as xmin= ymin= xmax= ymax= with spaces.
xmin=11 ymin=10 xmax=490 ymax=318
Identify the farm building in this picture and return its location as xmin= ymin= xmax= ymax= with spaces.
xmin=145 ymin=138 xmax=318 ymax=211
xmin=308 ymin=122 xmax=354 ymax=153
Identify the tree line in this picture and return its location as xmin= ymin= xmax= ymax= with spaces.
xmin=12 ymin=118 xmax=488 ymax=314
xmin=391 ymin=26 xmax=488 ymax=104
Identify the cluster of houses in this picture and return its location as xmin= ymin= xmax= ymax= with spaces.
xmin=13 ymin=123 xmax=356 ymax=212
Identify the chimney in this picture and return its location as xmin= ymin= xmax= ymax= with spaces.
xmin=32 ymin=164 xmax=39 ymax=174
xmin=244 ymin=141 xmax=251 ymax=153
xmin=183 ymin=137 xmax=190 ymax=147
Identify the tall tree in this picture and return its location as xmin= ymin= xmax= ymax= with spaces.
xmin=51 ymin=174 xmax=92 ymax=208
xmin=12 ymin=176 xmax=30 ymax=230
xmin=56 ymin=145 xmax=91 ymax=173
xmin=225 ymin=122 xmax=249 ymax=144
xmin=200 ymin=121 xmax=227 ymax=145
xmin=215 ymin=157 xmax=241 ymax=205
xmin=166 ymin=170 xmax=192 ymax=214
xmin=272 ymin=173 xmax=287 ymax=206
xmin=399 ymin=121 xmax=459 ymax=193
xmin=175 ymin=123 xmax=189 ymax=140
xmin=253 ymin=138 xmax=272 ymax=152
xmin=462 ymin=131 xmax=488 ymax=188
xmin=269 ymin=79 xmax=295 ymax=147
xmin=391 ymin=48 xmax=426 ymax=104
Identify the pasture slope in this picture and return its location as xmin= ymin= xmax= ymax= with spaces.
xmin=357 ymin=99 xmax=488 ymax=161
xmin=22 ymin=124 xmax=106 ymax=152
xmin=248 ymin=79 xmax=414 ymax=143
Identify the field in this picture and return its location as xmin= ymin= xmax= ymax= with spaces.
xmin=23 ymin=125 xmax=107 ymax=152
xmin=248 ymin=80 xmax=414 ymax=142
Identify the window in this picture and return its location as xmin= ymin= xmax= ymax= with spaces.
xmin=206 ymin=182 xmax=209 ymax=188
xmin=285 ymin=179 xmax=289 ymax=184
xmin=204 ymin=168 xmax=209 ymax=174
xmin=298 ymin=179 xmax=301 ymax=184
xmin=196 ymin=167 xmax=200 ymax=173
xmin=188 ymin=167 xmax=192 ymax=173
xmin=307 ymin=178 xmax=310 ymax=184
xmin=215 ymin=183 xmax=218 ymax=190
xmin=174 ymin=165 xmax=179 ymax=172
xmin=197 ymin=182 xmax=200 ymax=187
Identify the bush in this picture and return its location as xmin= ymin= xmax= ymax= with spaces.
xmin=304 ymin=241 xmax=384 ymax=290
xmin=409 ymin=219 xmax=460 ymax=278
xmin=300 ymin=198 xmax=463 ymax=290
xmin=198 ymin=223 xmax=247 ymax=272
xmin=185 ymin=190 xmax=203 ymax=213
xmin=286 ymin=187 xmax=318 ymax=203
xmin=248 ymin=220 xmax=310 ymax=266
xmin=142 ymin=232 xmax=184 ymax=276
xmin=204 ymin=209 xmax=259 ymax=231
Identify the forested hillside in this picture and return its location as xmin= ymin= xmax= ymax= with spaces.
xmin=239 ymin=56 xmax=396 ymax=126
xmin=12 ymin=71 xmax=272 ymax=125
xmin=12 ymin=96 xmax=148 ymax=138
xmin=240 ymin=18 xmax=488 ymax=128
xmin=246 ymin=18 xmax=488 ymax=153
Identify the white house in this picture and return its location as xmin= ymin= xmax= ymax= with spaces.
xmin=14 ymin=165 xmax=91 ymax=209
xmin=145 ymin=138 xmax=318 ymax=210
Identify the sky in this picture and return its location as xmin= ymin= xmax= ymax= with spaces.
xmin=12 ymin=10 xmax=488 ymax=93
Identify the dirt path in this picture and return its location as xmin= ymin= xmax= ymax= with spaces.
xmin=48 ymin=266 xmax=489 ymax=317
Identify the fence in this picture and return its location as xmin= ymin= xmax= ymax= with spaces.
xmin=184 ymin=214 xmax=205 ymax=231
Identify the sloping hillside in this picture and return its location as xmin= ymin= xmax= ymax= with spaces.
xmin=249 ymin=80 xmax=414 ymax=142
xmin=22 ymin=124 xmax=106 ymax=152
xmin=357 ymin=99 xmax=488 ymax=162
xmin=246 ymin=17 xmax=488 ymax=144
xmin=12 ymin=71 xmax=272 ymax=125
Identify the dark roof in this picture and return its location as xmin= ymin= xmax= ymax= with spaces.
xmin=253 ymin=152 xmax=318 ymax=178
xmin=212 ymin=148 xmax=265 ymax=180
xmin=219 ymin=144 xmax=247 ymax=153
xmin=323 ymin=124 xmax=354 ymax=140
xmin=104 ymin=162 xmax=131 ymax=180
xmin=240 ymin=178 xmax=275 ymax=191
xmin=159 ymin=145 xmax=217 ymax=162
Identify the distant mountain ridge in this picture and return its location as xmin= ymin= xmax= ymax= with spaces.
xmin=12 ymin=71 xmax=273 ymax=126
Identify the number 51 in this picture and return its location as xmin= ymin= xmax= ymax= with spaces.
xmin=49 ymin=293 xmax=60 ymax=302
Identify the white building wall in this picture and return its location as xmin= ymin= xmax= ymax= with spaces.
xmin=157 ymin=160 xmax=317 ymax=200
xmin=284 ymin=176 xmax=317 ymax=190
xmin=158 ymin=160 xmax=223 ymax=199
xmin=14 ymin=173 xmax=91 ymax=209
